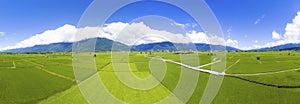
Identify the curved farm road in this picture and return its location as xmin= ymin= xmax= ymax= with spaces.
xmin=152 ymin=57 xmax=226 ymax=76
xmin=152 ymin=57 xmax=300 ymax=89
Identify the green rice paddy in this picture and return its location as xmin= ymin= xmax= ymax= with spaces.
xmin=0 ymin=52 xmax=300 ymax=103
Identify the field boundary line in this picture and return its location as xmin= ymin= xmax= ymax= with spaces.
xmin=0 ymin=61 xmax=14 ymax=62
xmin=77 ymin=62 xmax=112 ymax=84
xmin=227 ymin=75 xmax=300 ymax=89
xmin=23 ymin=59 xmax=44 ymax=67
xmin=0 ymin=60 xmax=16 ymax=69
xmin=224 ymin=59 xmax=240 ymax=72
xmin=153 ymin=79 xmax=184 ymax=103
xmin=12 ymin=61 xmax=16 ymax=68
xmin=197 ymin=60 xmax=221 ymax=68
xmin=151 ymin=57 xmax=225 ymax=76
xmin=0 ymin=67 xmax=16 ymax=69
xmin=37 ymin=67 xmax=76 ymax=82
xmin=147 ymin=55 xmax=300 ymax=89
xmin=38 ymin=85 xmax=79 ymax=103
xmin=98 ymin=62 xmax=111 ymax=71
xmin=147 ymin=68 xmax=184 ymax=104
xmin=227 ymin=68 xmax=300 ymax=76
xmin=23 ymin=59 xmax=77 ymax=82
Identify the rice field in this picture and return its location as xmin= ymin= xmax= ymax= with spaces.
xmin=0 ymin=52 xmax=300 ymax=103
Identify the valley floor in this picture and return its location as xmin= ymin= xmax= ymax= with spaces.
xmin=0 ymin=51 xmax=300 ymax=103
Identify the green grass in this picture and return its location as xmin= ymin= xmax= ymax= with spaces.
xmin=226 ymin=52 xmax=300 ymax=73
xmin=39 ymin=85 xmax=87 ymax=104
xmin=0 ymin=58 xmax=74 ymax=104
xmin=212 ymin=76 xmax=300 ymax=104
xmin=0 ymin=61 xmax=13 ymax=67
xmin=25 ymin=54 xmax=74 ymax=79
xmin=1 ymin=52 xmax=300 ymax=103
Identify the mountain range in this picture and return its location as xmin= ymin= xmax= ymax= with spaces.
xmin=3 ymin=38 xmax=240 ymax=52
xmin=2 ymin=38 xmax=300 ymax=52
xmin=4 ymin=38 xmax=130 ymax=52
xmin=132 ymin=42 xmax=239 ymax=51
xmin=251 ymin=43 xmax=300 ymax=51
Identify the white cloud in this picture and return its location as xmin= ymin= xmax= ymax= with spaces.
xmin=184 ymin=23 xmax=198 ymax=28
xmin=76 ymin=26 xmax=102 ymax=41
xmin=99 ymin=22 xmax=225 ymax=46
xmin=253 ymin=40 xmax=258 ymax=43
xmin=108 ymin=22 xmax=211 ymax=45
xmin=0 ymin=32 xmax=5 ymax=36
xmin=254 ymin=14 xmax=265 ymax=25
xmin=171 ymin=22 xmax=185 ymax=29
xmin=254 ymin=19 xmax=261 ymax=25
xmin=262 ymin=11 xmax=300 ymax=48
xmin=226 ymin=39 xmax=239 ymax=48
xmin=242 ymin=12 xmax=300 ymax=50
xmin=2 ymin=24 xmax=77 ymax=50
xmin=282 ymin=12 xmax=300 ymax=43
xmin=2 ymin=22 xmax=227 ymax=50
xmin=227 ymin=27 xmax=232 ymax=35
xmin=272 ymin=30 xmax=281 ymax=40
xmin=186 ymin=31 xmax=210 ymax=44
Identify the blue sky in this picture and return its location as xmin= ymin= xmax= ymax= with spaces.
xmin=1 ymin=0 xmax=300 ymax=50
xmin=206 ymin=0 xmax=300 ymax=49
xmin=0 ymin=0 xmax=93 ymax=49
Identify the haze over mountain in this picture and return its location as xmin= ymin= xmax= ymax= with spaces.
xmin=251 ymin=43 xmax=300 ymax=51
xmin=3 ymin=38 xmax=130 ymax=52
xmin=133 ymin=42 xmax=239 ymax=51
xmin=5 ymin=36 xmax=300 ymax=53
xmin=3 ymin=38 xmax=241 ymax=52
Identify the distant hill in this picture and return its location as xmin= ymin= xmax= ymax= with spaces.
xmin=4 ymin=38 xmax=131 ymax=52
xmin=3 ymin=38 xmax=241 ymax=52
xmin=252 ymin=43 xmax=300 ymax=51
xmin=4 ymin=43 xmax=73 ymax=52
xmin=132 ymin=42 xmax=240 ymax=51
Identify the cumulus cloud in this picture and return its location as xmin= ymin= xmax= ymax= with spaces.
xmin=107 ymin=22 xmax=216 ymax=46
xmin=263 ymin=12 xmax=300 ymax=47
xmin=81 ymin=22 xmax=224 ymax=46
xmin=185 ymin=31 xmax=210 ymax=44
xmin=282 ymin=12 xmax=300 ymax=43
xmin=226 ymin=39 xmax=239 ymax=48
xmin=0 ymin=32 xmax=4 ymax=36
xmin=244 ymin=11 xmax=300 ymax=50
xmin=76 ymin=26 xmax=102 ymax=41
xmin=2 ymin=22 xmax=228 ymax=50
xmin=272 ymin=30 xmax=281 ymax=40
xmin=2 ymin=24 xmax=77 ymax=50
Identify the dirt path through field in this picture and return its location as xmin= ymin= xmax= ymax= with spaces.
xmin=224 ymin=59 xmax=240 ymax=72
xmin=197 ymin=60 xmax=221 ymax=68
xmin=151 ymin=56 xmax=300 ymax=88
xmin=23 ymin=59 xmax=76 ymax=82
xmin=152 ymin=57 xmax=226 ymax=76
